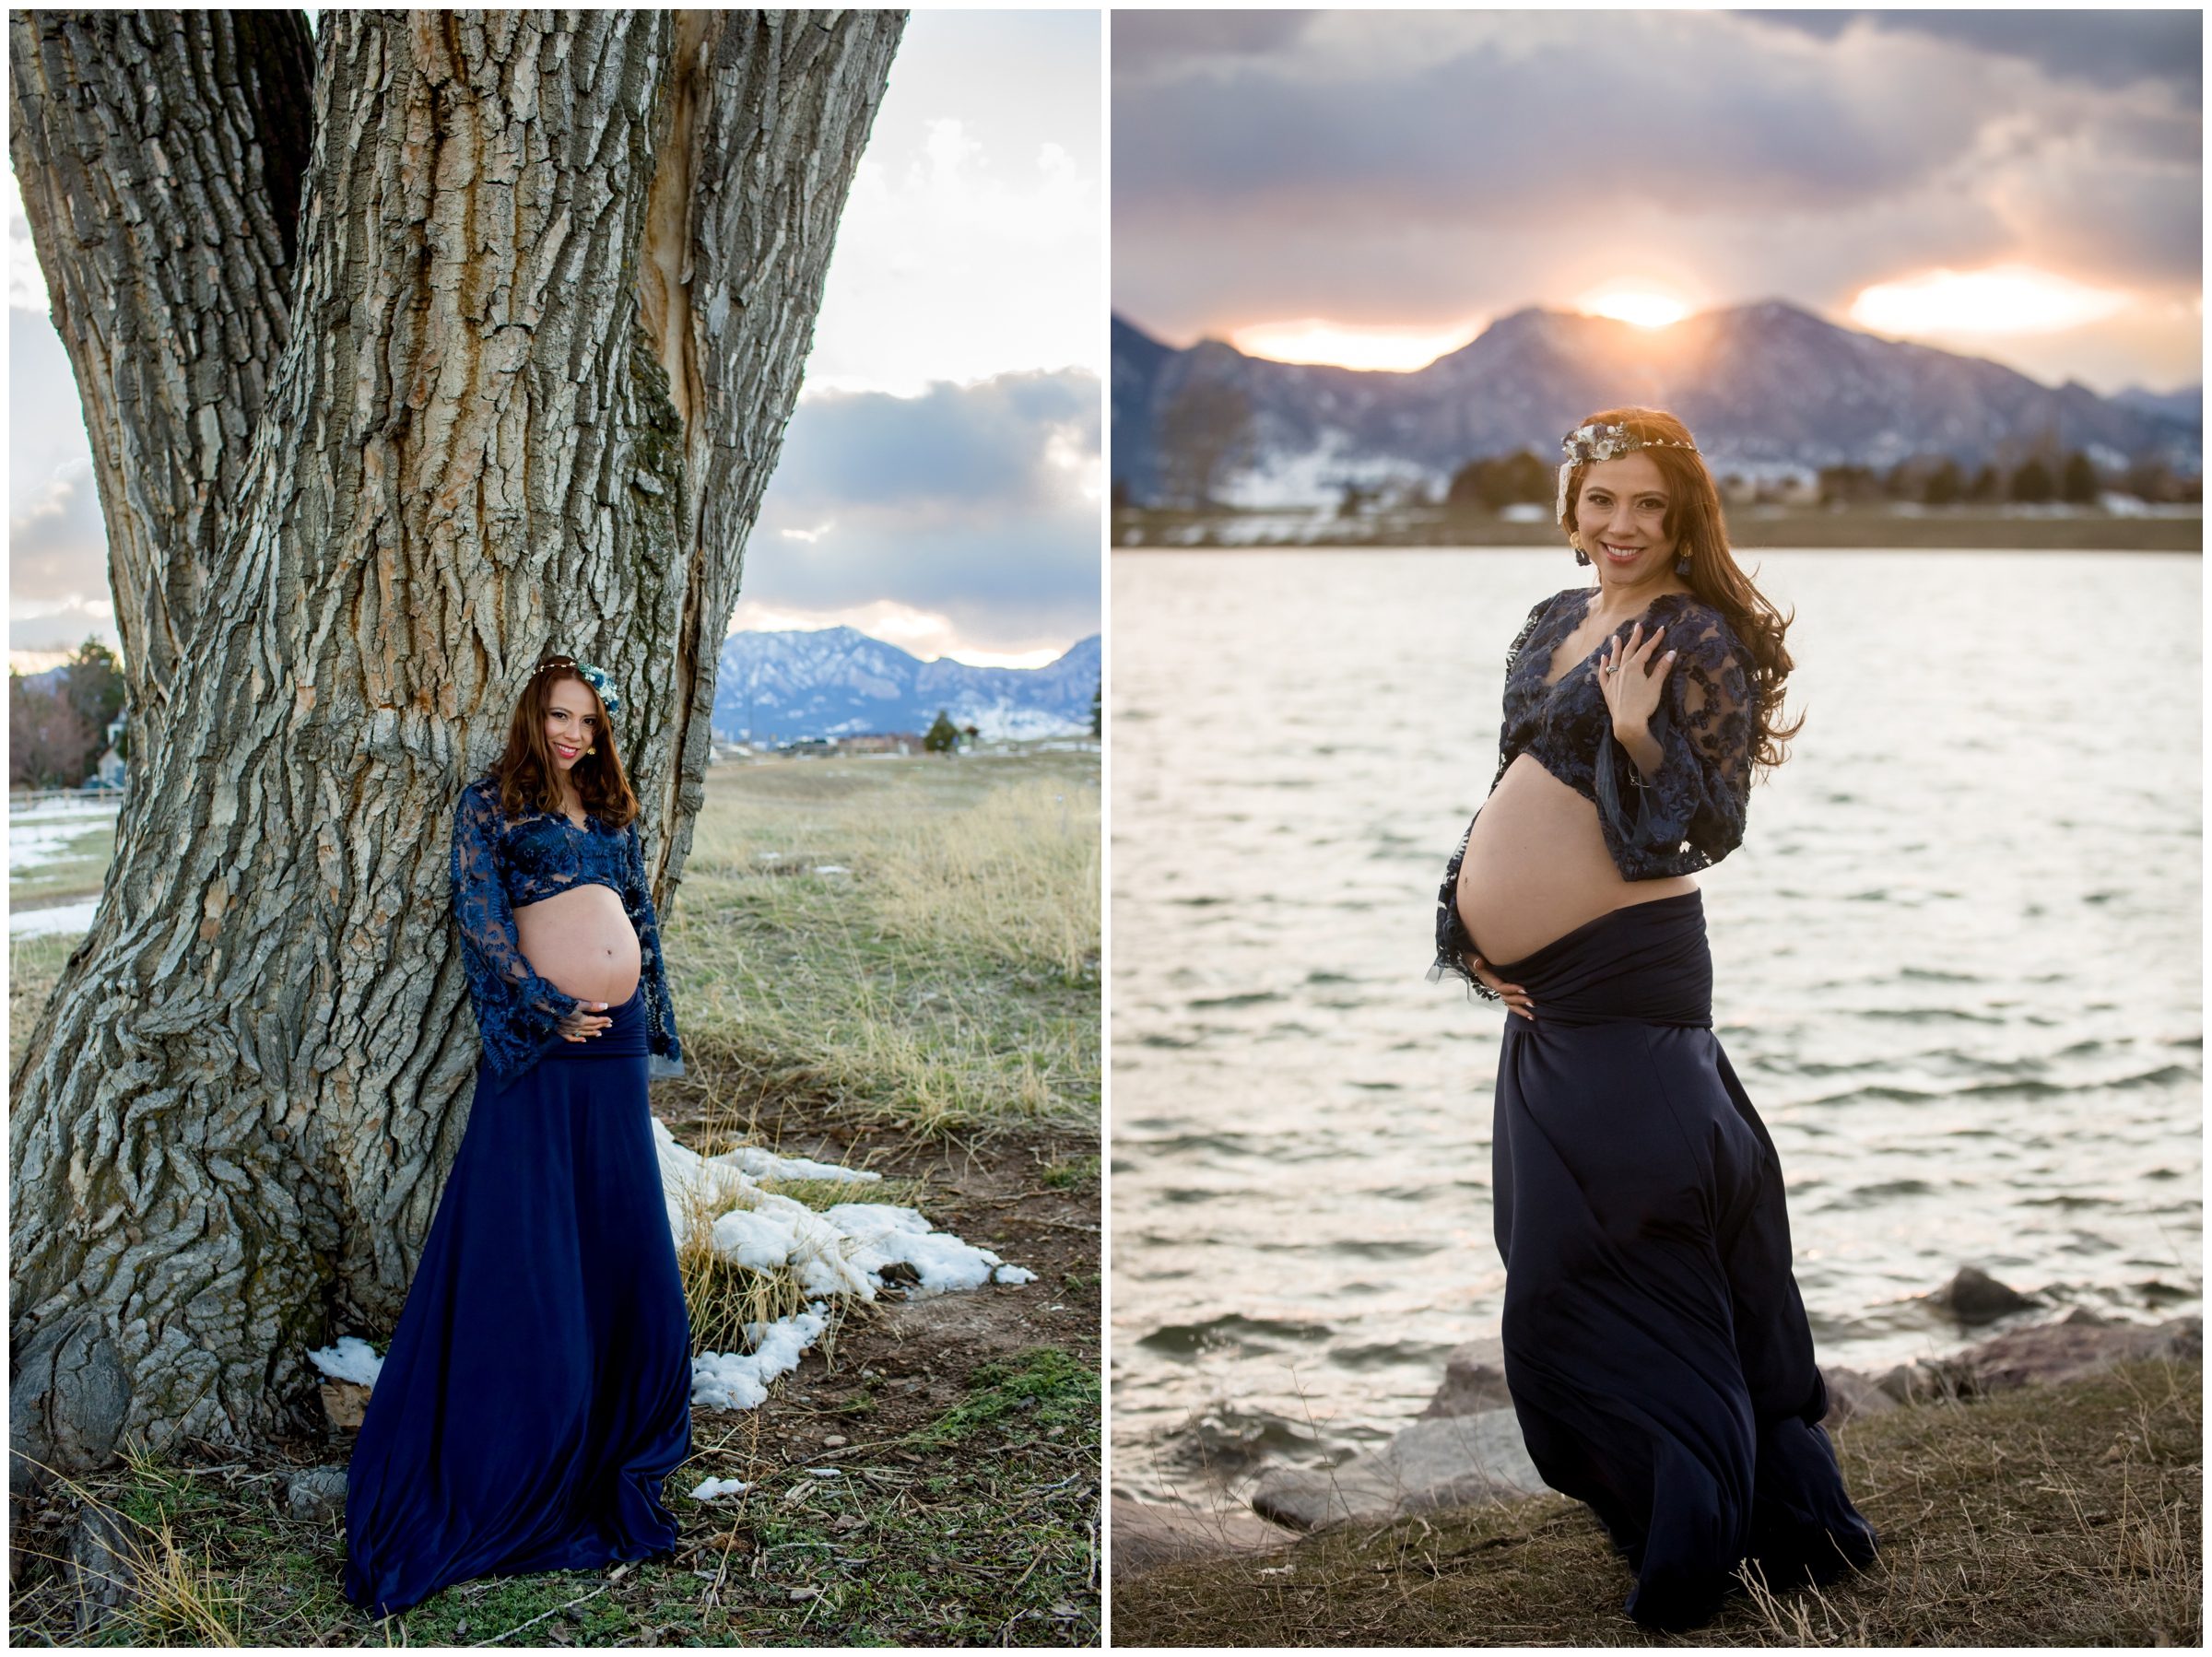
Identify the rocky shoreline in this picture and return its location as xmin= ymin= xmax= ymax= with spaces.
xmin=1113 ymin=1268 xmax=2202 ymax=1581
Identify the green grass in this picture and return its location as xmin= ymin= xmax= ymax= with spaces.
xmin=663 ymin=749 xmax=1100 ymax=1135
xmin=1112 ymin=1358 xmax=2201 ymax=1647
xmin=912 ymin=1347 xmax=1100 ymax=1450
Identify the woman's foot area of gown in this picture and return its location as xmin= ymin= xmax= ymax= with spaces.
xmin=1618 ymin=1482 xmax=1880 ymax=1630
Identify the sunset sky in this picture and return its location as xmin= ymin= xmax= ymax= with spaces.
xmin=1112 ymin=9 xmax=2201 ymax=394
xmin=10 ymin=10 xmax=1102 ymax=668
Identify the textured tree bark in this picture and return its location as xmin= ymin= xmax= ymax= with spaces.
xmin=8 ymin=9 xmax=315 ymax=741
xmin=9 ymin=8 xmax=903 ymax=1488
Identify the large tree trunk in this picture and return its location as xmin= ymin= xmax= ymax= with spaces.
xmin=10 ymin=8 xmax=902 ymax=1489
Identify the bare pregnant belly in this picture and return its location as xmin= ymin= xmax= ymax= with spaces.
xmin=514 ymin=883 xmax=641 ymax=1007
xmin=1456 ymin=754 xmax=1696 ymax=967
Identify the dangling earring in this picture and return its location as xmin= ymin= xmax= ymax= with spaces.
xmin=1571 ymin=535 xmax=1591 ymax=568
xmin=1675 ymin=551 xmax=1691 ymax=576
xmin=585 ymin=746 xmax=597 ymax=757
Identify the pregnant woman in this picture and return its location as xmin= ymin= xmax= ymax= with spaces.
xmin=346 ymin=655 xmax=690 ymax=1616
xmin=1432 ymin=408 xmax=1877 ymax=1629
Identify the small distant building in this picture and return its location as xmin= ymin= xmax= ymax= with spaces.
xmin=836 ymin=733 xmax=922 ymax=756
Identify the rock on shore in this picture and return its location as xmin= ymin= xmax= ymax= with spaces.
xmin=1118 ymin=1263 xmax=2202 ymax=1584
xmin=1111 ymin=1498 xmax=1291 ymax=1580
xmin=1249 ymin=1408 xmax=1547 ymax=1531
xmin=1249 ymin=1338 xmax=1544 ymax=1531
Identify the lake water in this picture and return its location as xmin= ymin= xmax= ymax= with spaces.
xmin=1109 ymin=548 xmax=2202 ymax=1505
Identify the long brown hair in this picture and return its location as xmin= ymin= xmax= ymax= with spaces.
xmin=1559 ymin=405 xmax=1803 ymax=775
xmin=487 ymin=655 xmax=641 ymax=829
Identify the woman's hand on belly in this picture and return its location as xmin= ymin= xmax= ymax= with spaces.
xmin=1470 ymin=956 xmax=1535 ymax=1022
xmin=514 ymin=884 xmax=644 ymax=1014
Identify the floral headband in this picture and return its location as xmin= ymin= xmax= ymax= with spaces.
xmin=1555 ymin=421 xmax=1701 ymax=525
xmin=535 ymin=655 xmax=621 ymax=714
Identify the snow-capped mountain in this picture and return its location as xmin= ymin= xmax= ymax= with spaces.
xmin=713 ymin=629 xmax=1100 ymax=743
xmin=1113 ymin=305 xmax=2203 ymax=507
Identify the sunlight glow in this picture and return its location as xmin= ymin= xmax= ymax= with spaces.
xmin=1581 ymin=289 xmax=1689 ymax=329
xmin=1849 ymin=264 xmax=2130 ymax=336
xmin=1229 ymin=317 xmax=1487 ymax=373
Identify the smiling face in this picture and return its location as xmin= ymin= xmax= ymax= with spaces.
xmin=1572 ymin=452 xmax=1679 ymax=585
xmin=542 ymin=676 xmax=603 ymax=776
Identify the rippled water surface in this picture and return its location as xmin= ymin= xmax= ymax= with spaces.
xmin=1109 ymin=549 xmax=2202 ymax=1501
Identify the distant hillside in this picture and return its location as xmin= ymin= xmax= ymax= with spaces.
xmin=1112 ymin=304 xmax=2202 ymax=507
xmin=713 ymin=629 xmax=1100 ymax=743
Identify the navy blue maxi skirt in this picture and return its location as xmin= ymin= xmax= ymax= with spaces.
xmin=1488 ymin=892 xmax=1876 ymax=1630
xmin=343 ymin=988 xmax=691 ymax=1616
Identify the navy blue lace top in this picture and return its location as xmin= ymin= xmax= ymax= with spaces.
xmin=452 ymin=777 xmax=683 ymax=1088
xmin=1433 ymin=587 xmax=1756 ymax=993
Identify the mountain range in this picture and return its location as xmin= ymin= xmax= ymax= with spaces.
xmin=1112 ymin=304 xmax=2203 ymax=507
xmin=712 ymin=629 xmax=1100 ymax=743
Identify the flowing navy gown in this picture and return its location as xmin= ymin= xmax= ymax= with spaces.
xmin=344 ymin=781 xmax=691 ymax=1616
xmin=1436 ymin=590 xmax=1876 ymax=1629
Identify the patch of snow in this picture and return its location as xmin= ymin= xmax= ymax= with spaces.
xmin=308 ymin=1335 xmax=383 ymax=1386
xmin=822 ymin=1202 xmax=1030 ymax=1297
xmin=688 ymin=1476 xmax=751 ymax=1501
xmin=299 ymin=1121 xmax=1039 ymax=1418
xmin=9 ymin=900 xmax=99 ymax=937
xmin=691 ymin=1307 xmax=830 ymax=1411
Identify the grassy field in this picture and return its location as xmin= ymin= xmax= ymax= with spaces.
xmin=11 ymin=1342 xmax=1101 ymax=1647
xmin=10 ymin=928 xmax=78 ymax=1074
xmin=660 ymin=747 xmax=1100 ymax=1137
xmin=8 ymin=746 xmax=1104 ymax=1645
xmin=1111 ymin=1357 xmax=2201 ymax=1647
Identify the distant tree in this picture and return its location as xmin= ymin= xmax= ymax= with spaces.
xmin=962 ymin=723 xmax=981 ymax=740
xmin=62 ymin=636 xmax=124 ymax=754
xmin=2122 ymin=458 xmax=2200 ymax=504
xmin=2010 ymin=458 xmax=2054 ymax=503
xmin=2061 ymin=451 xmax=2100 ymax=505
xmin=1448 ymin=451 xmax=1553 ymax=511
xmin=1089 ymin=680 xmax=1101 ymax=739
xmin=1967 ymin=464 xmax=2001 ymax=503
xmin=1111 ymin=476 xmax=1131 ymax=510
xmin=1336 ymin=482 xmax=1374 ymax=519
xmin=9 ymin=671 xmax=95 ymax=790
xmin=1923 ymin=459 xmax=1962 ymax=507
xmin=924 ymin=709 xmax=960 ymax=755
xmin=1818 ymin=465 xmax=1880 ymax=506
xmin=1159 ymin=382 xmax=1254 ymax=508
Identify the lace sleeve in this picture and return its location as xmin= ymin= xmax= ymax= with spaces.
xmin=452 ymin=783 xmax=581 ymax=1087
xmin=1593 ymin=605 xmax=1754 ymax=879
xmin=624 ymin=822 xmax=685 ymax=1078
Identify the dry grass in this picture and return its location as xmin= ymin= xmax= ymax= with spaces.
xmin=16 ymin=1451 xmax=250 ymax=1646
xmin=665 ymin=755 xmax=1100 ymax=1135
xmin=1111 ymin=1358 xmax=2202 ymax=1647
xmin=11 ymin=932 xmax=74 ymax=1079
xmin=669 ymin=1178 xmax=818 ymax=1358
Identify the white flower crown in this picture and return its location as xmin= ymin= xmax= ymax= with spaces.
xmin=535 ymin=655 xmax=621 ymax=714
xmin=1555 ymin=422 xmax=1702 ymax=525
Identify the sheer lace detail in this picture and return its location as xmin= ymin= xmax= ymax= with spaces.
xmin=620 ymin=819 xmax=684 ymax=1078
xmin=451 ymin=779 xmax=684 ymax=1087
xmin=1432 ymin=589 xmax=1757 ymax=993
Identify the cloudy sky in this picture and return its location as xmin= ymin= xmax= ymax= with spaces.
xmin=1113 ymin=9 xmax=2200 ymax=394
xmin=9 ymin=9 xmax=1102 ymax=668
